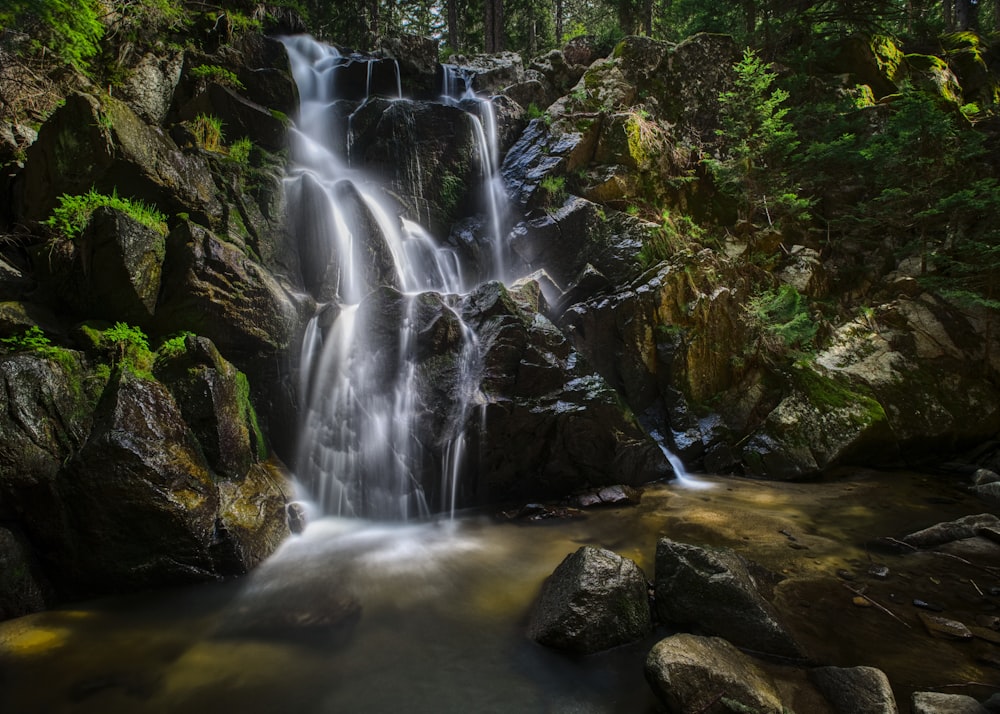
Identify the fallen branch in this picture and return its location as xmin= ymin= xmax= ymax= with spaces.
xmin=841 ymin=582 xmax=912 ymax=629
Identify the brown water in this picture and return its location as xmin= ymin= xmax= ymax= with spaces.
xmin=1 ymin=470 xmax=997 ymax=713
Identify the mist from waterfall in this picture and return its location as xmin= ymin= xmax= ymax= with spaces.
xmin=281 ymin=36 xmax=504 ymax=520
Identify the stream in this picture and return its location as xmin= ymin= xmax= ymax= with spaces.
xmin=1 ymin=468 xmax=996 ymax=713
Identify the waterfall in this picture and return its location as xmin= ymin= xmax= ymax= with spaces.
xmin=281 ymin=36 xmax=494 ymax=520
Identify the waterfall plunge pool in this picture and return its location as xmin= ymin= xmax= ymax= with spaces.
xmin=1 ymin=469 xmax=995 ymax=713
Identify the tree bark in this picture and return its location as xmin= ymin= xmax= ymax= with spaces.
xmin=484 ymin=0 xmax=504 ymax=53
xmin=955 ymin=0 xmax=973 ymax=29
xmin=944 ymin=0 xmax=955 ymax=30
xmin=556 ymin=0 xmax=564 ymax=43
xmin=448 ymin=0 xmax=459 ymax=52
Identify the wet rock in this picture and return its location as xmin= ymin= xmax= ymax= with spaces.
xmin=653 ymin=538 xmax=801 ymax=658
xmin=970 ymin=626 xmax=1000 ymax=645
xmin=810 ymin=665 xmax=898 ymax=714
xmin=644 ymin=633 xmax=783 ymax=714
xmin=380 ymin=34 xmax=439 ymax=97
xmin=973 ymin=469 xmax=1000 ymax=486
xmin=903 ymin=514 xmax=1000 ymax=547
xmin=911 ymin=692 xmax=989 ymax=714
xmin=154 ymin=335 xmax=261 ymax=479
xmin=448 ymin=51 xmax=525 ymax=94
xmin=913 ymin=599 xmax=945 ymax=612
xmin=56 ymin=370 xmax=220 ymax=596
xmin=213 ymin=462 xmax=293 ymax=575
xmin=154 ymin=221 xmax=304 ymax=357
xmin=528 ymin=546 xmax=651 ymax=654
xmin=971 ymin=482 xmax=1000 ymax=508
xmin=918 ymin=611 xmax=973 ymax=640
xmin=570 ymin=484 xmax=642 ymax=509
xmin=501 ymin=503 xmax=584 ymax=521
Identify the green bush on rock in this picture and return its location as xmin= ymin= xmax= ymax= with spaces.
xmin=44 ymin=188 xmax=168 ymax=240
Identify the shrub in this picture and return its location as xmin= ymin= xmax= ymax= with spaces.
xmin=227 ymin=136 xmax=253 ymax=164
xmin=747 ymin=284 xmax=817 ymax=353
xmin=539 ymin=175 xmax=567 ymax=207
xmin=191 ymin=114 xmax=225 ymax=152
xmin=190 ymin=64 xmax=246 ymax=90
xmin=44 ymin=188 xmax=168 ymax=239
xmin=103 ymin=322 xmax=154 ymax=374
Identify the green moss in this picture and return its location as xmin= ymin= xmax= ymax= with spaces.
xmin=102 ymin=322 xmax=154 ymax=377
xmin=871 ymin=34 xmax=904 ymax=82
xmin=190 ymin=64 xmax=246 ymax=90
xmin=440 ymin=172 xmax=463 ymax=216
xmin=793 ymin=367 xmax=886 ymax=427
xmin=235 ymin=371 xmax=268 ymax=460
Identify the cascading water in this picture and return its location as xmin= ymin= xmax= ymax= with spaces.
xmin=281 ymin=36 xmax=499 ymax=520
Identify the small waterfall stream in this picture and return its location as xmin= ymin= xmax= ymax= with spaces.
xmin=282 ymin=36 xmax=501 ymax=519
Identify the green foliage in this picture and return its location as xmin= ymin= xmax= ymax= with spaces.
xmin=0 ymin=0 xmax=104 ymax=70
xmin=638 ymin=210 xmax=705 ymax=267
xmin=525 ymin=103 xmax=545 ymax=120
xmin=190 ymin=65 xmax=246 ymax=90
xmin=44 ymin=188 xmax=168 ymax=240
xmin=440 ymin=173 xmax=464 ymax=215
xmin=1 ymin=326 xmax=53 ymax=353
xmin=103 ymin=322 xmax=154 ymax=374
xmin=227 ymin=137 xmax=254 ymax=164
xmin=191 ymin=114 xmax=225 ymax=152
xmin=705 ymin=48 xmax=810 ymax=229
xmin=155 ymin=331 xmax=195 ymax=362
xmin=748 ymin=284 xmax=817 ymax=354
xmin=539 ymin=175 xmax=567 ymax=207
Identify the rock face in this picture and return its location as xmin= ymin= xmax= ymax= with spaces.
xmin=644 ymin=634 xmax=784 ymax=714
xmin=461 ymin=280 xmax=671 ymax=504
xmin=528 ymin=546 xmax=651 ymax=654
xmin=911 ymin=692 xmax=989 ymax=714
xmin=653 ymin=538 xmax=801 ymax=658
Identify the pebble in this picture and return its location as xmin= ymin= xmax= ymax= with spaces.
xmin=852 ymin=596 xmax=873 ymax=608
xmin=918 ymin=611 xmax=973 ymax=640
xmin=836 ymin=569 xmax=855 ymax=581
xmin=912 ymin=599 xmax=944 ymax=612
xmin=868 ymin=564 xmax=890 ymax=578
xmin=971 ymin=626 xmax=1000 ymax=645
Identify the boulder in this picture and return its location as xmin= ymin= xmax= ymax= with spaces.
xmin=911 ymin=692 xmax=989 ymax=714
xmin=154 ymin=221 xmax=304 ymax=358
xmin=528 ymin=546 xmax=651 ymax=654
xmin=380 ymin=34 xmax=440 ymax=97
xmin=55 ymin=370 xmax=220 ymax=596
xmin=644 ymin=633 xmax=783 ymax=714
xmin=810 ymin=665 xmax=898 ymax=714
xmin=19 ymin=92 xmax=222 ymax=227
xmin=447 ymin=51 xmax=525 ymax=94
xmin=120 ymin=48 xmax=185 ymax=124
xmin=653 ymin=538 xmax=801 ymax=658
xmin=214 ymin=461 xmax=293 ymax=575
xmin=175 ymin=81 xmax=288 ymax=152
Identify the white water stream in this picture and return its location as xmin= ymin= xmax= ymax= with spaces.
xmin=282 ymin=36 xmax=506 ymax=519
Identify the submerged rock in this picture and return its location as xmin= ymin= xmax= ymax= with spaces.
xmin=911 ymin=691 xmax=989 ymax=714
xmin=653 ymin=538 xmax=801 ymax=658
xmin=810 ymin=665 xmax=899 ymax=714
xmin=644 ymin=633 xmax=783 ymax=714
xmin=528 ymin=546 xmax=650 ymax=654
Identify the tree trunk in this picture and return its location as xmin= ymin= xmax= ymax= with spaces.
xmin=484 ymin=0 xmax=504 ymax=53
xmin=556 ymin=0 xmax=563 ymax=43
xmin=643 ymin=0 xmax=653 ymax=35
xmin=944 ymin=0 xmax=955 ymax=30
xmin=448 ymin=0 xmax=459 ymax=52
xmin=955 ymin=0 xmax=973 ymax=29
xmin=367 ymin=0 xmax=380 ymax=49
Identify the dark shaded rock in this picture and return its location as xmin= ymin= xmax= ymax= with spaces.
xmin=35 ymin=207 xmax=166 ymax=327
xmin=644 ymin=633 xmax=783 ymax=714
xmin=0 ymin=525 xmax=51 ymax=619
xmin=447 ymin=51 xmax=525 ymax=94
xmin=500 ymin=502 xmax=585 ymax=521
xmin=0 ymin=351 xmax=101 ymax=522
xmin=971 ymin=481 xmax=1000 ymax=508
xmin=154 ymin=221 xmax=305 ymax=358
xmin=154 ymin=334 xmax=260 ymax=479
xmin=380 ymin=34 xmax=440 ymax=97
xmin=653 ymin=538 xmax=801 ymax=658
xmin=231 ymin=34 xmax=300 ymax=115
xmin=121 ymin=49 xmax=185 ymax=124
xmin=461 ymin=280 xmax=669 ymax=504
xmin=19 ymin=92 xmax=222 ymax=227
xmin=528 ymin=546 xmax=650 ymax=654
xmin=911 ymin=692 xmax=989 ymax=714
xmin=973 ymin=469 xmax=1000 ymax=486
xmin=176 ymin=82 xmax=287 ymax=152
xmin=810 ymin=665 xmax=898 ymax=714
xmin=56 ymin=370 xmax=219 ymax=596
xmin=563 ymin=36 xmax=602 ymax=67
